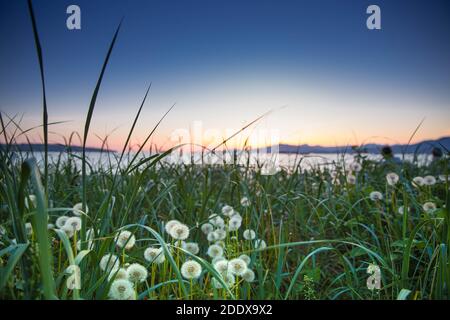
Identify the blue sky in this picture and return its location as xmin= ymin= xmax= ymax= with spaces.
xmin=0 ymin=0 xmax=449 ymax=149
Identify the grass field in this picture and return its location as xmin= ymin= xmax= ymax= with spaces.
xmin=0 ymin=0 xmax=449 ymax=300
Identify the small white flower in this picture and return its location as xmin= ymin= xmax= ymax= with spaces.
xmin=228 ymin=216 xmax=242 ymax=232
xmin=349 ymin=162 xmax=362 ymax=172
xmin=181 ymin=260 xmax=202 ymax=279
xmin=438 ymin=175 xmax=449 ymax=182
xmin=55 ymin=216 xmax=69 ymax=229
xmin=59 ymin=227 xmax=74 ymax=239
xmin=207 ymin=231 xmax=219 ymax=242
xmin=169 ymin=223 xmax=190 ymax=240
xmin=242 ymin=269 xmax=255 ymax=282
xmin=423 ymin=175 xmax=436 ymax=186
xmin=108 ymin=279 xmax=135 ymax=300
xmin=108 ymin=268 xmax=127 ymax=281
xmin=115 ymin=230 xmax=136 ymax=250
xmin=64 ymin=217 xmax=82 ymax=232
xmin=238 ymin=254 xmax=251 ymax=266
xmin=412 ymin=176 xmax=424 ymax=187
xmin=386 ymin=172 xmax=399 ymax=186
xmin=184 ymin=242 xmax=200 ymax=255
xmin=215 ymin=240 xmax=226 ymax=248
xmin=126 ymin=263 xmax=148 ymax=283
xmin=254 ymin=239 xmax=267 ymax=250
xmin=207 ymin=244 xmax=224 ymax=258
xmin=212 ymin=272 xmax=235 ymax=289
xmin=398 ymin=206 xmax=408 ymax=215
xmin=201 ymin=223 xmax=214 ymax=235
xmin=213 ymin=259 xmax=229 ymax=273
xmin=165 ymin=220 xmax=181 ymax=234
xmin=228 ymin=258 xmax=247 ymax=276
xmin=346 ymin=174 xmax=356 ymax=185
xmin=212 ymin=256 xmax=226 ymax=265
xmin=369 ymin=191 xmax=383 ymax=201
xmin=240 ymin=197 xmax=250 ymax=207
xmin=422 ymin=202 xmax=437 ymax=213
xmin=73 ymin=202 xmax=88 ymax=216
xmin=144 ymin=247 xmax=165 ymax=264
xmin=209 ymin=215 xmax=225 ymax=228
xmin=215 ymin=228 xmax=227 ymax=240
xmin=221 ymin=205 xmax=234 ymax=217
xmin=99 ymin=254 xmax=120 ymax=272
xmin=243 ymin=229 xmax=256 ymax=240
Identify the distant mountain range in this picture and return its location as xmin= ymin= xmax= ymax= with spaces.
xmin=0 ymin=143 xmax=112 ymax=153
xmin=264 ymin=136 xmax=450 ymax=154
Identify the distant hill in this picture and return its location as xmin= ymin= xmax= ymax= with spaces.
xmin=0 ymin=143 xmax=114 ymax=153
xmin=264 ymin=136 xmax=450 ymax=154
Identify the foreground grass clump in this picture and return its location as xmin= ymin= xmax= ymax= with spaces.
xmin=0 ymin=147 xmax=448 ymax=300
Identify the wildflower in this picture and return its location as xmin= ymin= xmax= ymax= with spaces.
xmin=184 ymin=242 xmax=200 ymax=255
xmin=228 ymin=258 xmax=247 ymax=276
xmin=169 ymin=223 xmax=190 ymax=240
xmin=221 ymin=205 xmax=234 ymax=217
xmin=228 ymin=216 xmax=242 ymax=232
xmin=423 ymin=175 xmax=436 ymax=186
xmin=254 ymin=239 xmax=267 ymax=250
xmin=55 ymin=216 xmax=69 ymax=229
xmin=64 ymin=217 xmax=82 ymax=232
xmin=243 ymin=229 xmax=256 ymax=240
xmin=238 ymin=254 xmax=251 ymax=266
xmin=242 ymin=269 xmax=255 ymax=282
xmin=349 ymin=162 xmax=362 ymax=172
xmin=115 ymin=230 xmax=136 ymax=250
xmin=99 ymin=254 xmax=120 ymax=272
xmin=73 ymin=202 xmax=89 ymax=216
xmin=212 ymin=272 xmax=235 ymax=288
xmin=422 ymin=202 xmax=437 ymax=213
xmin=240 ymin=197 xmax=250 ymax=207
xmin=126 ymin=263 xmax=148 ymax=283
xmin=201 ymin=223 xmax=214 ymax=235
xmin=25 ymin=222 xmax=33 ymax=236
xmin=181 ymin=260 xmax=202 ymax=279
xmin=412 ymin=176 xmax=424 ymax=187
xmin=144 ymin=247 xmax=165 ymax=264
xmin=215 ymin=240 xmax=226 ymax=248
xmin=174 ymin=240 xmax=186 ymax=248
xmin=215 ymin=228 xmax=227 ymax=240
xmin=213 ymin=260 xmax=229 ymax=273
xmin=209 ymin=215 xmax=225 ymax=228
xmin=165 ymin=219 xmax=181 ymax=234
xmin=212 ymin=256 xmax=226 ymax=265
xmin=108 ymin=279 xmax=135 ymax=300
xmin=386 ymin=172 xmax=399 ymax=186
xmin=59 ymin=226 xmax=74 ymax=238
xmin=369 ymin=191 xmax=383 ymax=201
xmin=108 ymin=268 xmax=128 ymax=281
xmin=207 ymin=244 xmax=224 ymax=258
xmin=207 ymin=231 xmax=219 ymax=242
xmin=346 ymin=174 xmax=356 ymax=185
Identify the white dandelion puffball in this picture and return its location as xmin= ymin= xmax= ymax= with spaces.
xmin=181 ymin=260 xmax=202 ymax=279
xmin=212 ymin=272 xmax=235 ymax=289
xmin=25 ymin=222 xmax=33 ymax=236
xmin=412 ymin=176 xmax=424 ymax=187
xmin=99 ymin=254 xmax=120 ymax=272
xmin=126 ymin=263 xmax=148 ymax=283
xmin=422 ymin=202 xmax=437 ymax=213
xmin=73 ymin=202 xmax=88 ymax=216
xmin=47 ymin=223 xmax=55 ymax=230
xmin=144 ymin=247 xmax=165 ymax=264
xmin=174 ymin=240 xmax=186 ymax=248
xmin=238 ymin=254 xmax=251 ymax=266
xmin=423 ymin=175 xmax=436 ymax=186
xmin=346 ymin=174 xmax=356 ymax=185
xmin=115 ymin=230 xmax=136 ymax=250
xmin=165 ymin=219 xmax=181 ymax=234
xmin=240 ymin=197 xmax=250 ymax=207
xmin=228 ymin=216 xmax=242 ymax=231
xmin=215 ymin=240 xmax=226 ymax=248
xmin=184 ymin=242 xmax=200 ymax=255
xmin=228 ymin=258 xmax=248 ymax=276
xmin=242 ymin=269 xmax=255 ymax=282
xmin=64 ymin=217 xmax=82 ymax=232
xmin=213 ymin=259 xmax=229 ymax=274
xmin=221 ymin=205 xmax=234 ymax=217
xmin=243 ymin=229 xmax=256 ymax=240
xmin=438 ymin=175 xmax=449 ymax=182
xmin=108 ymin=279 xmax=135 ymax=300
xmin=254 ymin=239 xmax=267 ymax=250
xmin=108 ymin=268 xmax=128 ymax=281
xmin=215 ymin=228 xmax=227 ymax=240
xmin=212 ymin=256 xmax=226 ymax=265
xmin=201 ymin=223 xmax=214 ymax=235
xmin=56 ymin=216 xmax=69 ymax=229
xmin=59 ymin=226 xmax=74 ymax=238
xmin=207 ymin=231 xmax=219 ymax=242
xmin=209 ymin=215 xmax=225 ymax=228
xmin=207 ymin=244 xmax=224 ymax=258
xmin=386 ymin=172 xmax=399 ymax=186
xmin=169 ymin=223 xmax=190 ymax=240
xmin=369 ymin=191 xmax=383 ymax=201
xmin=349 ymin=162 xmax=362 ymax=172
xmin=398 ymin=206 xmax=406 ymax=215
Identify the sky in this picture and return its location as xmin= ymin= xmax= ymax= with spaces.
xmin=0 ymin=0 xmax=449 ymax=151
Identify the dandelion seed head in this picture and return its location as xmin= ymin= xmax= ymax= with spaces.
xmin=126 ymin=263 xmax=148 ymax=283
xmin=423 ymin=175 xmax=436 ymax=186
xmin=64 ymin=217 xmax=82 ymax=232
xmin=238 ymin=254 xmax=251 ymax=266
xmin=369 ymin=191 xmax=383 ymax=201
xmin=242 ymin=269 xmax=255 ymax=282
xmin=169 ymin=223 xmax=190 ymax=240
xmin=213 ymin=259 xmax=229 ymax=273
xmin=228 ymin=258 xmax=247 ymax=276
xmin=243 ymin=229 xmax=256 ymax=240
xmin=254 ymin=239 xmax=267 ymax=250
xmin=56 ymin=216 xmax=69 ymax=229
xmin=181 ymin=260 xmax=202 ymax=279
xmin=412 ymin=176 xmax=424 ymax=187
xmin=221 ymin=205 xmax=234 ymax=217
xmin=184 ymin=242 xmax=200 ymax=255
xmin=144 ymin=247 xmax=165 ymax=264
xmin=115 ymin=230 xmax=136 ymax=250
xmin=108 ymin=279 xmax=135 ymax=300
xmin=423 ymin=202 xmax=437 ymax=213
xmin=386 ymin=172 xmax=399 ymax=186
xmin=99 ymin=254 xmax=120 ymax=272
xmin=207 ymin=244 xmax=224 ymax=258
xmin=73 ymin=202 xmax=88 ymax=216
xmin=240 ymin=197 xmax=250 ymax=207
xmin=165 ymin=219 xmax=181 ymax=234
xmin=201 ymin=223 xmax=214 ymax=235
